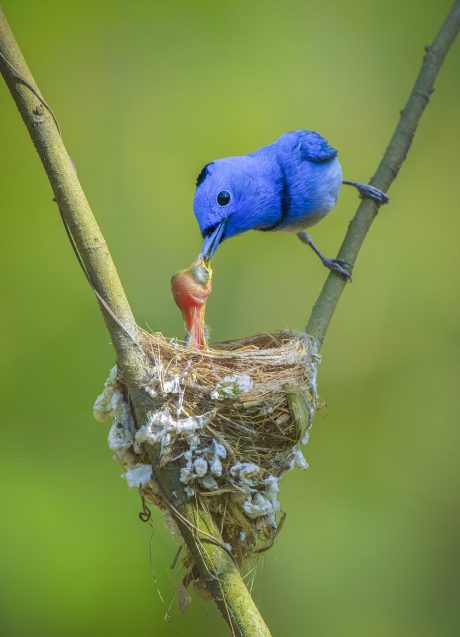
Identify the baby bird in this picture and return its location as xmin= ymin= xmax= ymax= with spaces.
xmin=171 ymin=255 xmax=212 ymax=348
xmin=194 ymin=130 xmax=388 ymax=279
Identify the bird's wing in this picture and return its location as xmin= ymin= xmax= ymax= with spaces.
xmin=296 ymin=131 xmax=338 ymax=163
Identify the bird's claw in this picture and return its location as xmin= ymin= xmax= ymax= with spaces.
xmin=322 ymin=257 xmax=352 ymax=281
xmin=343 ymin=180 xmax=389 ymax=204
xmin=358 ymin=184 xmax=389 ymax=204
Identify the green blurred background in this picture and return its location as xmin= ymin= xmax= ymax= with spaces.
xmin=1 ymin=1 xmax=459 ymax=635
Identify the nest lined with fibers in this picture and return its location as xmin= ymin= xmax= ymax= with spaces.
xmin=96 ymin=330 xmax=319 ymax=567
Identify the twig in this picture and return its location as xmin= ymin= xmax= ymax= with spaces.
xmin=2 ymin=2 xmax=459 ymax=635
xmin=0 ymin=7 xmax=142 ymax=380
xmin=0 ymin=7 xmax=271 ymax=636
xmin=0 ymin=48 xmax=61 ymax=133
xmin=306 ymin=0 xmax=460 ymax=346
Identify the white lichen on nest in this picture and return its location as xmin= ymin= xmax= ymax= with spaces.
xmin=210 ymin=373 xmax=253 ymax=400
xmin=93 ymin=365 xmax=150 ymax=484
xmin=124 ymin=463 xmax=153 ymax=488
xmin=94 ymin=330 xmax=320 ymax=564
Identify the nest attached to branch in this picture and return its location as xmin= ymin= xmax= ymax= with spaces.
xmin=95 ymin=330 xmax=319 ymax=567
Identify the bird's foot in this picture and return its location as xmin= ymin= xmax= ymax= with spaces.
xmin=321 ymin=257 xmax=352 ymax=281
xmin=297 ymin=231 xmax=352 ymax=281
xmin=343 ymin=180 xmax=389 ymax=204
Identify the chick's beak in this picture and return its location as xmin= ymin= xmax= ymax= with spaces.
xmin=202 ymin=219 xmax=226 ymax=263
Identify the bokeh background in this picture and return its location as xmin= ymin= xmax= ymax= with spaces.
xmin=1 ymin=1 xmax=459 ymax=635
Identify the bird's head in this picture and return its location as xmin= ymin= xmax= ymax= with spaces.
xmin=193 ymin=156 xmax=278 ymax=262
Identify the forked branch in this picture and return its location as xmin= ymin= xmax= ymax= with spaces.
xmin=1 ymin=2 xmax=459 ymax=635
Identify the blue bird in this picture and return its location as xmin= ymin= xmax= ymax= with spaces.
xmin=194 ymin=130 xmax=388 ymax=279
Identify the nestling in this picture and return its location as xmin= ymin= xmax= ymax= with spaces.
xmin=171 ymin=255 xmax=212 ymax=348
xmin=194 ymin=130 xmax=388 ymax=279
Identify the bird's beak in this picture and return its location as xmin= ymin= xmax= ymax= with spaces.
xmin=202 ymin=219 xmax=226 ymax=263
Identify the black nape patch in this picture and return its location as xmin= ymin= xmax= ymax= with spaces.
xmin=196 ymin=162 xmax=214 ymax=187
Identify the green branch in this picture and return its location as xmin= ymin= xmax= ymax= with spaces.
xmin=306 ymin=0 xmax=460 ymax=346
xmin=0 ymin=7 xmax=143 ymax=380
xmin=2 ymin=2 xmax=459 ymax=635
xmin=0 ymin=7 xmax=271 ymax=636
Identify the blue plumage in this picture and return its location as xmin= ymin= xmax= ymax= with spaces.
xmin=194 ymin=130 xmax=388 ymax=277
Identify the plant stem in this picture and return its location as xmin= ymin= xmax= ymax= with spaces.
xmin=0 ymin=8 xmax=271 ymax=636
xmin=306 ymin=0 xmax=460 ymax=347
xmin=0 ymin=7 xmax=144 ymax=380
xmin=2 ymin=1 xmax=459 ymax=634
xmin=177 ymin=500 xmax=272 ymax=637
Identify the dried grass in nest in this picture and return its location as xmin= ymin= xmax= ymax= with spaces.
xmin=133 ymin=329 xmax=319 ymax=565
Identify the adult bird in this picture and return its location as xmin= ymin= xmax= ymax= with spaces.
xmin=193 ymin=130 xmax=388 ymax=279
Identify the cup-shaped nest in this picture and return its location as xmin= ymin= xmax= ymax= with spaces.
xmin=132 ymin=329 xmax=319 ymax=564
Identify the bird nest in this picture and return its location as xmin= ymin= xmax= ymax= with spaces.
xmin=94 ymin=329 xmax=319 ymax=567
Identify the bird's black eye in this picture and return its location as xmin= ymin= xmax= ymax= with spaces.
xmin=216 ymin=190 xmax=231 ymax=206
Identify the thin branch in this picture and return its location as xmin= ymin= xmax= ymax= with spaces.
xmin=2 ymin=2 xmax=459 ymax=635
xmin=306 ymin=0 xmax=460 ymax=346
xmin=0 ymin=7 xmax=143 ymax=381
xmin=0 ymin=7 xmax=271 ymax=636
